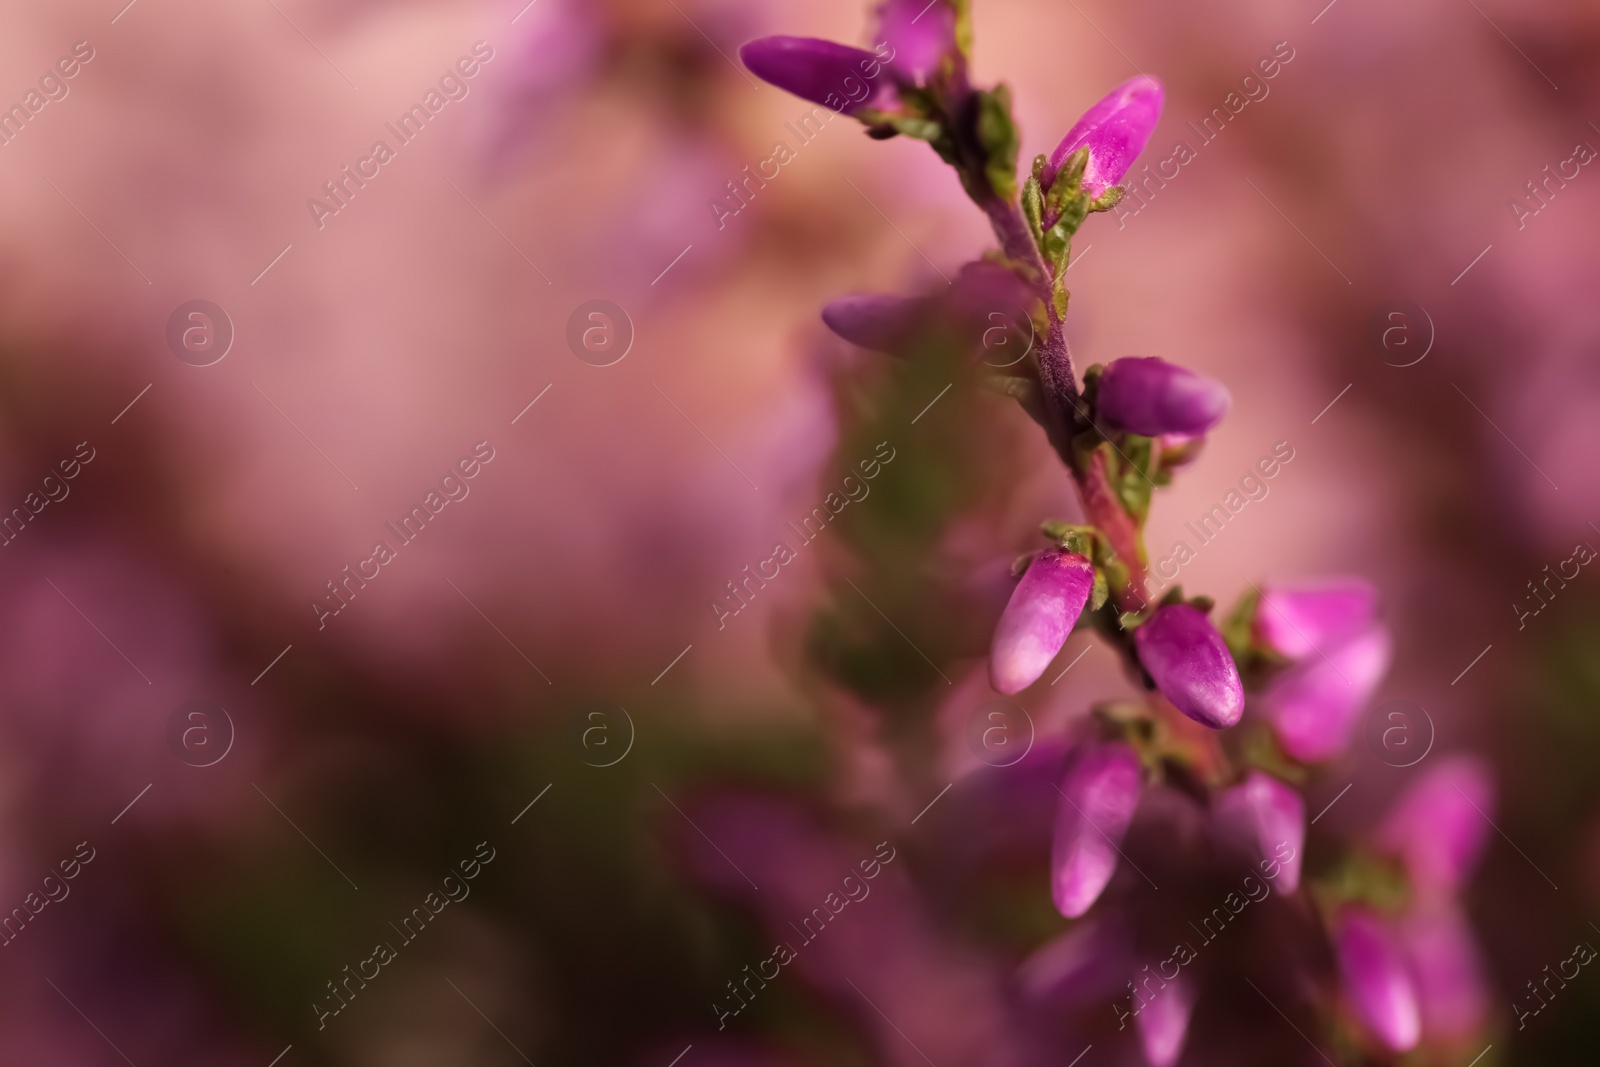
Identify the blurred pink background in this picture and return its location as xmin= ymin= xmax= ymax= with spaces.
xmin=0 ymin=0 xmax=1595 ymax=1062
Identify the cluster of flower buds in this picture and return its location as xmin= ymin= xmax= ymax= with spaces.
xmin=744 ymin=4 xmax=1491 ymax=1061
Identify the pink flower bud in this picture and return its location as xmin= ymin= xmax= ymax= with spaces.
xmin=1375 ymin=755 xmax=1494 ymax=897
xmin=1096 ymin=357 xmax=1231 ymax=437
xmin=1336 ymin=909 xmax=1421 ymax=1053
xmin=1051 ymin=742 xmax=1142 ymax=918
xmin=1400 ymin=903 xmax=1490 ymax=1041
xmin=1133 ymin=603 xmax=1244 ymax=729
xmin=989 ymin=550 xmax=1094 ymax=695
xmin=1136 ymin=971 xmax=1196 ymax=1067
xmin=1263 ymin=624 xmax=1391 ymax=763
xmin=1254 ymin=577 xmax=1379 ymax=660
xmin=739 ymin=37 xmax=890 ymax=112
xmin=1045 ymin=76 xmax=1164 ymax=197
xmin=1214 ymin=771 xmax=1305 ymax=893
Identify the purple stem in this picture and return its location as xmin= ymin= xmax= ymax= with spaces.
xmin=978 ymin=193 xmax=1146 ymax=606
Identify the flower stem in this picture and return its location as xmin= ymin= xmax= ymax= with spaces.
xmin=980 ymin=193 xmax=1147 ymax=610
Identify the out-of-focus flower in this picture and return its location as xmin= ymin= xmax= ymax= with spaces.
xmin=989 ymin=549 xmax=1094 ymax=694
xmin=1096 ymin=357 xmax=1231 ymax=437
xmin=948 ymin=259 xmax=1037 ymax=323
xmin=1263 ymin=624 xmax=1392 ymax=763
xmin=1214 ymin=770 xmax=1305 ymax=892
xmin=1400 ymin=903 xmax=1491 ymax=1041
xmin=1044 ymin=76 xmax=1164 ymax=197
xmin=1051 ymin=742 xmax=1143 ymax=917
xmin=676 ymin=795 xmax=1026 ymax=1063
xmin=1254 ymin=577 xmax=1379 ymax=660
xmin=1133 ymin=603 xmax=1244 ymax=729
xmin=874 ymin=0 xmax=956 ymax=80
xmin=823 ymin=261 xmax=1036 ymax=360
xmin=478 ymin=0 xmax=605 ymax=167
xmin=1017 ymin=911 xmax=1133 ymax=1005
xmin=739 ymin=37 xmax=891 ymax=111
xmin=1374 ymin=755 xmax=1494 ymax=898
xmin=1336 ymin=908 xmax=1421 ymax=1053
xmin=821 ymin=292 xmax=926 ymax=353
xmin=1137 ymin=971 xmax=1196 ymax=1067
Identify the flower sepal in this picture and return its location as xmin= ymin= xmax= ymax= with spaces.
xmin=1041 ymin=520 xmax=1127 ymax=612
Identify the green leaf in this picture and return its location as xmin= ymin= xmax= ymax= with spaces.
xmin=1088 ymin=186 xmax=1126 ymax=214
xmin=1050 ymin=274 xmax=1070 ymax=320
xmin=1021 ymin=175 xmax=1044 ymax=246
xmin=950 ymin=0 xmax=975 ymax=58
xmin=1218 ymin=586 xmax=1262 ymax=662
xmin=885 ymin=115 xmax=943 ymax=143
xmin=1088 ymin=568 xmax=1109 ymax=612
xmin=1045 ymin=148 xmax=1088 ymax=215
xmin=1104 ymin=434 xmax=1157 ymax=525
xmin=976 ymin=85 xmax=1020 ymax=202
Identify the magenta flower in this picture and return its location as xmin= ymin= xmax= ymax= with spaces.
xmin=821 ymin=293 xmax=925 ymax=353
xmin=1136 ymin=971 xmax=1196 ymax=1067
xmin=1263 ymin=624 xmax=1392 ymax=763
xmin=1400 ymin=903 xmax=1491 ymax=1041
xmin=1044 ymin=76 xmax=1164 ymax=197
xmin=739 ymin=37 xmax=891 ymax=112
xmin=1254 ymin=577 xmax=1379 ymax=660
xmin=989 ymin=550 xmax=1095 ymax=694
xmin=1051 ymin=742 xmax=1142 ymax=918
xmin=1374 ymin=755 xmax=1494 ymax=897
xmin=1096 ymin=357 xmax=1231 ymax=437
xmin=874 ymin=0 xmax=955 ymax=80
xmin=1214 ymin=771 xmax=1305 ymax=893
xmin=1133 ymin=603 xmax=1244 ymax=729
xmin=1336 ymin=909 xmax=1421 ymax=1053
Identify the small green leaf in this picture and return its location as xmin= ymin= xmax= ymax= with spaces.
xmin=1050 ymin=275 xmax=1070 ymax=320
xmin=886 ymin=115 xmax=943 ymax=142
xmin=1089 ymin=186 xmax=1126 ymax=214
xmin=976 ymin=85 xmax=1020 ymax=202
xmin=1045 ymin=148 xmax=1088 ymax=212
xmin=1022 ymin=176 xmax=1044 ymax=246
xmin=1088 ymin=568 xmax=1109 ymax=612
xmin=950 ymin=0 xmax=975 ymax=57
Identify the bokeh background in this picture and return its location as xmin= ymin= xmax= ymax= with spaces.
xmin=0 ymin=0 xmax=1594 ymax=1062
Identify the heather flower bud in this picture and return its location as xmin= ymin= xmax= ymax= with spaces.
xmin=1254 ymin=577 xmax=1379 ymax=660
xmin=989 ymin=550 xmax=1094 ymax=694
xmin=1214 ymin=771 xmax=1305 ymax=893
xmin=1136 ymin=971 xmax=1196 ymax=1067
xmin=1133 ymin=603 xmax=1245 ymax=729
xmin=874 ymin=0 xmax=955 ymax=81
xmin=739 ymin=37 xmax=890 ymax=112
xmin=821 ymin=293 xmax=925 ymax=353
xmin=1264 ymin=624 xmax=1391 ymax=763
xmin=1044 ymin=76 xmax=1164 ymax=197
xmin=1051 ymin=742 xmax=1142 ymax=918
xmin=1096 ymin=357 xmax=1231 ymax=437
xmin=1336 ymin=909 xmax=1421 ymax=1053
xmin=1375 ymin=755 xmax=1494 ymax=897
